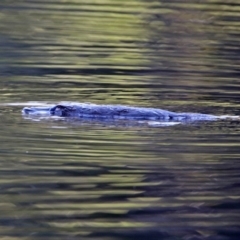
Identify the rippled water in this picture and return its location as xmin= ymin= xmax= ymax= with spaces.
xmin=0 ymin=1 xmax=240 ymax=239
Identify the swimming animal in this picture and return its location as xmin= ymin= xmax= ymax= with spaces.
xmin=22 ymin=102 xmax=238 ymax=122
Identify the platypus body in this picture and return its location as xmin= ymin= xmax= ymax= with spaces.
xmin=22 ymin=102 xmax=231 ymax=122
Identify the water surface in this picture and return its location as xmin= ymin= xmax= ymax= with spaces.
xmin=0 ymin=0 xmax=240 ymax=239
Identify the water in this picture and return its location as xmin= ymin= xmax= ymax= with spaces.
xmin=0 ymin=0 xmax=240 ymax=239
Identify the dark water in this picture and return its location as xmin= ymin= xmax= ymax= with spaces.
xmin=1 ymin=0 xmax=240 ymax=239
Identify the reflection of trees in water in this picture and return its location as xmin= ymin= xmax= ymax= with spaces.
xmin=143 ymin=1 xmax=217 ymax=81
xmin=141 ymin=1 xmax=240 ymax=112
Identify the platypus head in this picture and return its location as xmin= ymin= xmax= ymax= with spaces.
xmin=22 ymin=105 xmax=74 ymax=117
xmin=50 ymin=105 xmax=74 ymax=117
